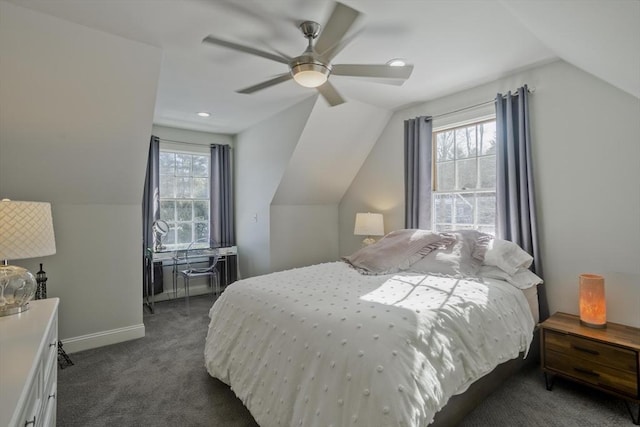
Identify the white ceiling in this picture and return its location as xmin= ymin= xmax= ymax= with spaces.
xmin=6 ymin=0 xmax=639 ymax=134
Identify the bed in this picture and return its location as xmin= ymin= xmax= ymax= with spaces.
xmin=204 ymin=230 xmax=543 ymax=426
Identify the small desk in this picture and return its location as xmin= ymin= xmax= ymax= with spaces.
xmin=144 ymin=245 xmax=238 ymax=313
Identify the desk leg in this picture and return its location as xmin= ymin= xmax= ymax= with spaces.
xmin=225 ymin=255 xmax=229 ymax=289
xmin=145 ymin=258 xmax=155 ymax=314
xmin=151 ymin=261 xmax=155 ymax=313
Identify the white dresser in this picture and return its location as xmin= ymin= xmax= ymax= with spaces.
xmin=0 ymin=298 xmax=59 ymax=427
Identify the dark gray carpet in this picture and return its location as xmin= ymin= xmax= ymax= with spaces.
xmin=58 ymin=295 xmax=632 ymax=426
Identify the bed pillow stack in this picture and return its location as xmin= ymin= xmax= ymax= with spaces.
xmin=344 ymin=228 xmax=544 ymax=289
xmin=407 ymin=229 xmax=489 ymax=277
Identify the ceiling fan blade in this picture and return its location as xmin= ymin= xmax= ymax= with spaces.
xmin=332 ymin=64 xmax=414 ymax=80
xmin=314 ymin=2 xmax=361 ymax=57
xmin=320 ymin=28 xmax=362 ymax=61
xmin=237 ymin=73 xmax=293 ymax=94
xmin=316 ymin=80 xmax=345 ymax=106
xmin=203 ymin=35 xmax=290 ymax=64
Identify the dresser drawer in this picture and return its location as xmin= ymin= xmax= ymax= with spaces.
xmin=42 ymin=314 xmax=58 ymax=389
xmin=544 ymin=330 xmax=638 ymax=374
xmin=39 ymin=383 xmax=57 ymax=427
xmin=16 ymin=362 xmax=42 ymax=427
xmin=1 ymin=299 xmax=60 ymax=427
xmin=545 ymin=349 xmax=639 ymax=398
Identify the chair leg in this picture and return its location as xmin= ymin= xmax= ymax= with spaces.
xmin=173 ymin=266 xmax=178 ymax=299
xmin=185 ymin=276 xmax=190 ymax=315
xmin=211 ymin=274 xmax=216 ymax=299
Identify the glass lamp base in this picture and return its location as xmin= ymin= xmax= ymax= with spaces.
xmin=362 ymin=237 xmax=377 ymax=246
xmin=0 ymin=302 xmax=30 ymax=317
xmin=0 ymin=264 xmax=36 ymax=317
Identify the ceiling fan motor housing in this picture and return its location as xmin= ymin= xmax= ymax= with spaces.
xmin=290 ymin=20 xmax=332 ymax=88
xmin=289 ymin=53 xmax=332 ymax=87
xmin=299 ymin=21 xmax=321 ymax=39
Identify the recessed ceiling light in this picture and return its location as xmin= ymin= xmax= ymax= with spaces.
xmin=197 ymin=112 xmax=211 ymax=117
xmin=387 ymin=58 xmax=406 ymax=67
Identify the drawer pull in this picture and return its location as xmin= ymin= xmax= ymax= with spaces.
xmin=49 ymin=341 xmax=57 ymax=348
xmin=25 ymin=416 xmax=36 ymax=426
xmin=48 ymin=392 xmax=56 ymax=400
xmin=572 ymin=345 xmax=599 ymax=355
xmin=573 ymin=367 xmax=600 ymax=377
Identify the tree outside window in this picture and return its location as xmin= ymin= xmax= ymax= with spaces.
xmin=159 ymin=150 xmax=210 ymax=248
xmin=432 ymin=120 xmax=496 ymax=235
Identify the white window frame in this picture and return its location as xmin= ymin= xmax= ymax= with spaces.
xmin=158 ymin=144 xmax=211 ymax=250
xmin=431 ymin=114 xmax=497 ymax=235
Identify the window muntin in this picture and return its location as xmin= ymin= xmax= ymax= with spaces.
xmin=432 ymin=119 xmax=496 ymax=235
xmin=159 ymin=150 xmax=210 ymax=249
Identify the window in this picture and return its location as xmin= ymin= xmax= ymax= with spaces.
xmin=432 ymin=119 xmax=497 ymax=235
xmin=159 ymin=149 xmax=210 ymax=249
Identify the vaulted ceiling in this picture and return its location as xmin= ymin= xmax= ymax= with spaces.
xmin=7 ymin=0 xmax=639 ymax=135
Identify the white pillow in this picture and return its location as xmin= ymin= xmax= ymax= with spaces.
xmin=478 ymin=265 xmax=543 ymax=289
xmin=483 ymin=239 xmax=533 ymax=275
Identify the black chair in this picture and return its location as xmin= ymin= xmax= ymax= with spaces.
xmin=179 ymin=239 xmax=220 ymax=314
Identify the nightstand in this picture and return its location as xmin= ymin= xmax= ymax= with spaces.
xmin=540 ymin=312 xmax=640 ymax=424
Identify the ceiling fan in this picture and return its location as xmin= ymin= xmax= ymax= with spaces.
xmin=202 ymin=1 xmax=413 ymax=106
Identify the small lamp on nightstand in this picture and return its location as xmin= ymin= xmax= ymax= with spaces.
xmin=354 ymin=212 xmax=384 ymax=246
xmin=579 ymin=273 xmax=606 ymax=328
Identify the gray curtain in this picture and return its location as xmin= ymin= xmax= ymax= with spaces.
xmin=404 ymin=116 xmax=433 ymax=229
xmin=142 ymin=135 xmax=162 ymax=295
xmin=210 ymin=144 xmax=236 ymax=283
xmin=495 ymin=85 xmax=548 ymax=320
xmin=210 ymin=144 xmax=235 ymax=246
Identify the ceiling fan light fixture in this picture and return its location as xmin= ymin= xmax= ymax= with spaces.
xmin=291 ymin=63 xmax=331 ymax=88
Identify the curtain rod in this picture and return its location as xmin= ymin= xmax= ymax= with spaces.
xmin=430 ymin=87 xmax=535 ymax=120
xmin=158 ymin=137 xmax=232 ymax=149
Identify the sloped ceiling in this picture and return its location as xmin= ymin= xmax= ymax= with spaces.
xmin=3 ymin=0 xmax=638 ymax=213
xmin=272 ymin=96 xmax=391 ymax=205
xmin=4 ymin=1 xmax=638 ymax=135
xmin=502 ymin=0 xmax=640 ymax=99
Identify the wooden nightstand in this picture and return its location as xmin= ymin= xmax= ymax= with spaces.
xmin=540 ymin=312 xmax=640 ymax=424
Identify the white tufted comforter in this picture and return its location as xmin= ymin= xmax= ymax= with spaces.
xmin=205 ymin=262 xmax=535 ymax=427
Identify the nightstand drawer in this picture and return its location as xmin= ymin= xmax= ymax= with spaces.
xmin=545 ymin=330 xmax=637 ymax=373
xmin=545 ymin=349 xmax=638 ymax=397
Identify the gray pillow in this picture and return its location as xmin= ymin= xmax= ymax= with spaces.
xmin=342 ymin=229 xmax=452 ymax=275
xmin=408 ymin=230 xmax=489 ymax=277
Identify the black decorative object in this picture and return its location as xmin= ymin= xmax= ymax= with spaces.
xmin=58 ymin=341 xmax=74 ymax=369
xmin=35 ymin=263 xmax=48 ymax=300
xmin=34 ymin=264 xmax=74 ymax=369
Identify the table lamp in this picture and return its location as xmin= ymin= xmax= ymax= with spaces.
xmin=0 ymin=199 xmax=56 ymax=316
xmin=579 ymin=273 xmax=606 ymax=328
xmin=354 ymin=212 xmax=384 ymax=245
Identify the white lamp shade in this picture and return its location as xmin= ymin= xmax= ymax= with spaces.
xmin=0 ymin=200 xmax=56 ymax=260
xmin=354 ymin=213 xmax=384 ymax=236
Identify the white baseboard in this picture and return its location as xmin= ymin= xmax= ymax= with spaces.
xmin=61 ymin=323 xmax=145 ymax=354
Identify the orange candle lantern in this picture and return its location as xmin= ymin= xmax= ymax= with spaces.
xmin=579 ymin=274 xmax=606 ymax=328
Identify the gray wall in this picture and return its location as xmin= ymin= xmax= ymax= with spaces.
xmin=0 ymin=2 xmax=162 ymax=351
xmin=339 ymin=60 xmax=640 ymax=327
xmin=235 ymin=95 xmax=390 ymax=277
xmin=270 ymin=204 xmax=339 ymax=273
xmin=234 ymin=96 xmax=316 ymax=278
